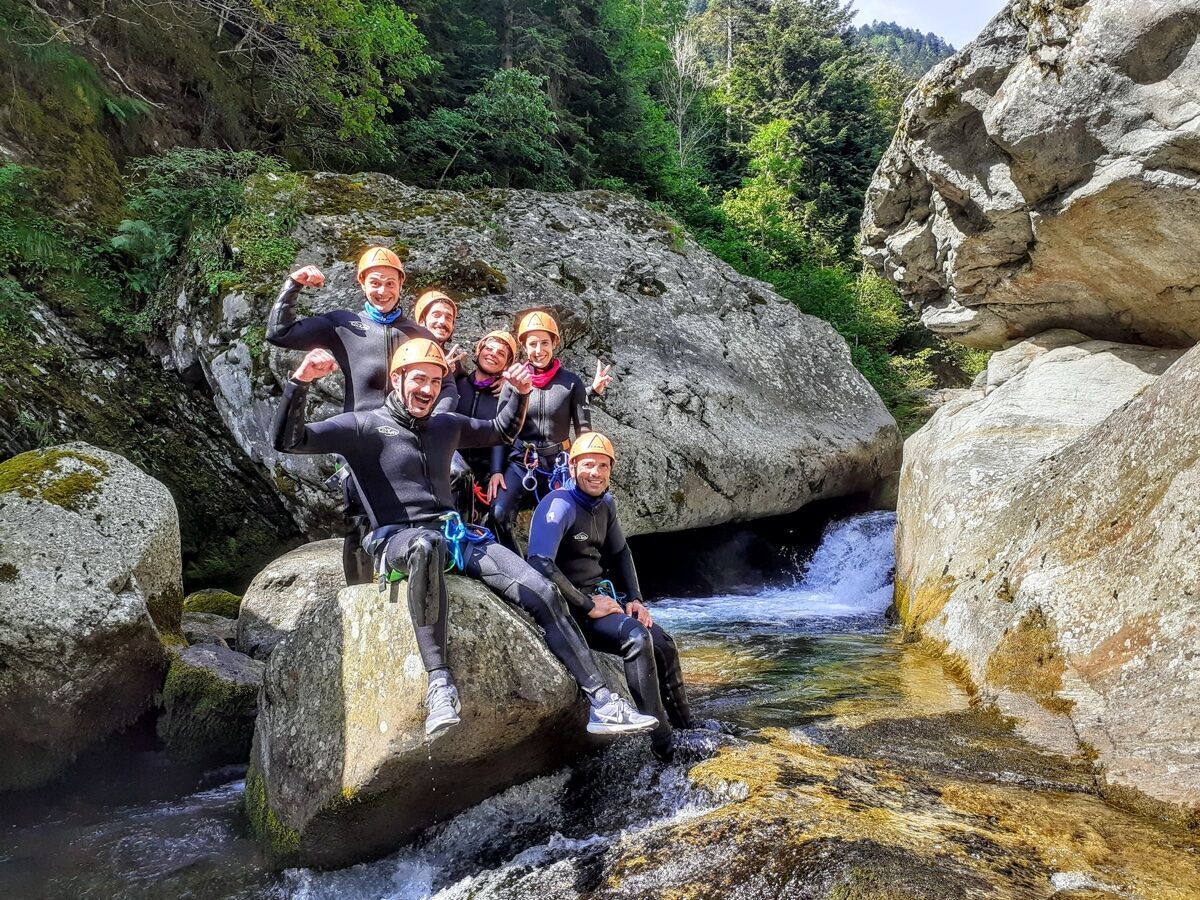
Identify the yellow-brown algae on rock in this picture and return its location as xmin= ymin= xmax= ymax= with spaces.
xmin=600 ymin=713 xmax=1200 ymax=899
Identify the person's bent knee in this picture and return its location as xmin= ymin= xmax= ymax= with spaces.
xmin=625 ymin=622 xmax=653 ymax=658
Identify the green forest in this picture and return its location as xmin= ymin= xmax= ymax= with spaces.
xmin=0 ymin=0 xmax=978 ymax=433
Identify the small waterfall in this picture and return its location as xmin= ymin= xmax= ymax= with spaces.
xmin=652 ymin=511 xmax=896 ymax=629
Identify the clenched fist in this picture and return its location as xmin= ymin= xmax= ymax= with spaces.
xmin=292 ymin=349 xmax=338 ymax=382
xmin=290 ymin=265 xmax=325 ymax=288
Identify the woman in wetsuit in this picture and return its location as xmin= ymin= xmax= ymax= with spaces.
xmin=453 ymin=330 xmax=518 ymax=522
xmin=490 ymin=310 xmax=612 ymax=551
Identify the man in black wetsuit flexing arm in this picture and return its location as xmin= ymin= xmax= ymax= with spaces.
xmin=527 ymin=432 xmax=696 ymax=761
xmin=273 ymin=340 xmax=658 ymax=739
xmin=266 ymin=247 xmax=458 ymax=584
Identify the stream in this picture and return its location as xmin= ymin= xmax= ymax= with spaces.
xmin=2 ymin=511 xmax=1197 ymax=899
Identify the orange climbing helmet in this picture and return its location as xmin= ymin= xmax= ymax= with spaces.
xmin=413 ymin=289 xmax=457 ymax=325
xmin=516 ymin=310 xmax=560 ymax=344
xmin=475 ymin=330 xmax=519 ymax=363
xmin=389 ymin=338 xmax=448 ymax=375
xmin=356 ymin=247 xmax=404 ymax=280
xmin=569 ymin=432 xmax=616 ymax=464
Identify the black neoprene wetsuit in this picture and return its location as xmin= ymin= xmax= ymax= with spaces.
xmin=267 ymin=277 xmax=459 ymax=583
xmin=456 ymin=371 xmax=510 ymax=477
xmin=271 ymin=382 xmax=612 ymax=701
xmin=527 ymin=487 xmax=695 ymax=753
xmin=267 ymin=278 xmax=458 ymax=413
xmin=492 ymin=364 xmax=592 ymax=550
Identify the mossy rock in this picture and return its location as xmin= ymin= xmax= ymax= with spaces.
xmin=183 ymin=589 xmax=242 ymax=619
xmin=157 ymin=645 xmax=263 ymax=763
xmin=0 ymin=447 xmax=111 ymax=513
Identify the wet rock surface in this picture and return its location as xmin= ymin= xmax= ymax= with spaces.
xmin=861 ymin=0 xmax=1200 ymax=349
xmin=170 ymin=173 xmax=900 ymax=538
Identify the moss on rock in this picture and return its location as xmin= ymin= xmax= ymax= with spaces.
xmin=0 ymin=562 xmax=17 ymax=583
xmin=183 ymin=589 xmax=242 ymax=618
xmin=0 ymin=447 xmax=111 ymax=512
xmin=156 ymin=649 xmax=260 ymax=763
xmin=245 ymin=771 xmax=302 ymax=862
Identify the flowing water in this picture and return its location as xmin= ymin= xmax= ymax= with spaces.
xmin=3 ymin=511 xmax=1198 ymax=899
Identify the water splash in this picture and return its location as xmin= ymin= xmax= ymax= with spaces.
xmin=653 ymin=511 xmax=896 ymax=630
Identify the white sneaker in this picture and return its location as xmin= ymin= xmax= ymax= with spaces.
xmin=425 ymin=681 xmax=461 ymax=736
xmin=587 ymin=695 xmax=658 ymax=735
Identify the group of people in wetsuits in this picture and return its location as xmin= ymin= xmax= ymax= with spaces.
xmin=267 ymin=247 xmax=694 ymax=761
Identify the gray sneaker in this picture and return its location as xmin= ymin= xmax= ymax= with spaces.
xmin=587 ymin=695 xmax=658 ymax=735
xmin=425 ymin=680 xmax=461 ymax=736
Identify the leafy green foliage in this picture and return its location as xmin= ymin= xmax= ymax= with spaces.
xmin=405 ymin=69 xmax=570 ymax=188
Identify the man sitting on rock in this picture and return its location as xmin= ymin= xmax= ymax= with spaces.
xmin=527 ymin=432 xmax=696 ymax=762
xmin=266 ymin=248 xmax=459 ymax=586
xmin=272 ymin=340 xmax=659 ymax=740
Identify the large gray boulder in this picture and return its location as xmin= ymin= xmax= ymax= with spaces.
xmin=861 ymin=0 xmax=1200 ymax=349
xmin=0 ymin=444 xmax=180 ymax=788
xmin=168 ymin=174 xmax=900 ymax=538
xmin=236 ymin=538 xmax=346 ymax=660
xmin=246 ymin=576 xmax=625 ymax=868
xmin=895 ymin=338 xmax=1199 ymax=812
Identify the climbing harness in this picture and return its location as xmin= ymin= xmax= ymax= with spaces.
xmin=520 ymin=447 xmax=574 ymax=500
xmin=595 ymin=578 xmax=627 ymax=603
xmin=440 ymin=511 xmax=493 ymax=572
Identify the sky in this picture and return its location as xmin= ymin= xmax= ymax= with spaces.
xmin=851 ymin=0 xmax=1007 ymax=50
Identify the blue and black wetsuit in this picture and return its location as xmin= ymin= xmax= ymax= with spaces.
xmin=527 ymin=487 xmax=695 ymax=756
xmin=271 ymin=382 xmax=615 ymax=702
xmin=267 ymin=277 xmax=460 ymax=583
xmin=491 ymin=365 xmax=591 ymax=550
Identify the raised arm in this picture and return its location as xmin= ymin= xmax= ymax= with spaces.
xmin=527 ymin=495 xmax=595 ymax=613
xmin=266 ymin=267 xmax=337 ymax=350
xmin=433 ymin=371 xmax=459 ymax=415
xmin=570 ymin=373 xmax=592 ymax=436
xmin=456 ymin=365 xmax=531 ymax=449
xmin=271 ymin=350 xmax=357 ymax=455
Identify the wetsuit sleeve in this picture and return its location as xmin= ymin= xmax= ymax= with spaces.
xmin=571 ymin=375 xmax=592 ymax=436
xmin=490 ymin=444 xmax=506 ymax=476
xmin=266 ymin=278 xmax=337 ymax=350
xmin=455 ymin=389 xmax=529 ymax=449
xmin=603 ymin=502 xmax=643 ymax=603
xmin=527 ymin=496 xmax=595 ymax=613
xmin=433 ymin=371 xmax=458 ymax=415
xmin=272 ymin=379 xmax=357 ymax=455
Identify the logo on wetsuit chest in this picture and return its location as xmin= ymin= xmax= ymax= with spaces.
xmin=347 ymin=320 xmax=368 ymax=334
xmin=376 ymin=425 xmax=401 ymax=436
xmin=572 ymin=532 xmax=589 ymax=541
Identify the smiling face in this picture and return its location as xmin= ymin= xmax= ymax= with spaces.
xmin=423 ymin=301 xmax=456 ymax=343
xmin=390 ymin=361 xmax=444 ymax=418
xmin=476 ymin=338 xmax=512 ymax=376
xmin=359 ymin=266 xmax=404 ymax=314
xmin=522 ymin=330 xmax=556 ymax=368
xmin=570 ymin=452 xmax=612 ymax=497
